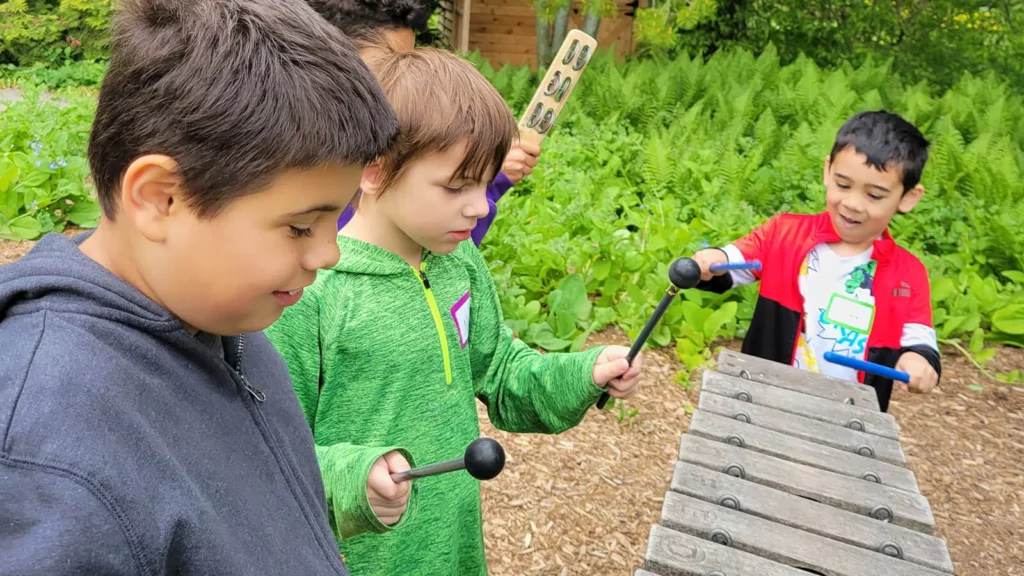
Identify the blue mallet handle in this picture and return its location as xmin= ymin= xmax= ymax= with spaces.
xmin=823 ymin=352 xmax=910 ymax=383
xmin=710 ymin=260 xmax=762 ymax=272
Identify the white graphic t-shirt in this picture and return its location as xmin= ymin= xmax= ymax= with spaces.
xmin=792 ymin=244 xmax=877 ymax=381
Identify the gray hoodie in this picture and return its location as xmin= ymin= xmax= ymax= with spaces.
xmin=0 ymin=232 xmax=349 ymax=576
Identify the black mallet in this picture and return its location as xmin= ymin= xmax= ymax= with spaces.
xmin=595 ymin=257 xmax=703 ymax=410
xmin=389 ymin=437 xmax=506 ymax=483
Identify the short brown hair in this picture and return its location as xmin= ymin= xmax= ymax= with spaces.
xmin=88 ymin=0 xmax=400 ymax=220
xmin=367 ymin=47 xmax=518 ymax=194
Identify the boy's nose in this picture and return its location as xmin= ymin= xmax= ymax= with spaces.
xmin=463 ymin=189 xmax=490 ymax=219
xmin=307 ymin=233 xmax=341 ymax=271
xmin=841 ymin=196 xmax=866 ymax=214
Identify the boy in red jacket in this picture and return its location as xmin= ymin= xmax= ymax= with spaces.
xmin=693 ymin=110 xmax=940 ymax=412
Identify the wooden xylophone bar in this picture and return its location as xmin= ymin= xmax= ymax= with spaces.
xmin=636 ymin=349 xmax=955 ymax=576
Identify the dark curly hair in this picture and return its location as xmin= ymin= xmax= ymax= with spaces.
xmin=306 ymin=0 xmax=438 ymax=44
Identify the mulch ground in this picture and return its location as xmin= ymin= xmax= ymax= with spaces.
xmin=2 ymin=233 xmax=1022 ymax=575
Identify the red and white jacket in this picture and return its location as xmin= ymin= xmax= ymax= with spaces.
xmin=698 ymin=211 xmax=942 ymax=412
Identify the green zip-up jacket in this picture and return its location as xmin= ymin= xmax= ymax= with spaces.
xmin=264 ymin=235 xmax=606 ymax=576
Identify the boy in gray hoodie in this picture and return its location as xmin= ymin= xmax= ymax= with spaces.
xmin=0 ymin=0 xmax=403 ymax=573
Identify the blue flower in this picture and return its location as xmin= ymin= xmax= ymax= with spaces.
xmin=50 ymin=163 xmax=58 ymax=170
xmin=35 ymin=161 xmax=41 ymax=167
xmin=58 ymin=158 xmax=67 ymax=167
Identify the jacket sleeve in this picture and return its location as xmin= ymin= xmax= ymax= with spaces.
xmin=899 ymin=261 xmax=942 ymax=381
xmin=0 ymin=461 xmax=141 ymax=575
xmin=461 ymin=244 xmax=605 ymax=434
xmin=314 ymin=443 xmax=418 ymax=540
xmin=470 ymin=172 xmax=514 ymax=247
xmin=695 ymin=216 xmax=779 ymax=293
xmin=729 ymin=213 xmax=780 ymax=264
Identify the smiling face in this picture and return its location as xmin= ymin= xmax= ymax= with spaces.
xmin=156 ymin=164 xmax=363 ymax=334
xmin=824 ymin=145 xmax=924 ymax=251
xmin=88 ymin=154 xmax=365 ymax=335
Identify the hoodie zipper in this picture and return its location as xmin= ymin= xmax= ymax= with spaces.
xmin=234 ymin=334 xmax=265 ymax=402
xmin=228 ymin=333 xmax=346 ymax=573
xmin=411 ymin=262 xmax=453 ymax=385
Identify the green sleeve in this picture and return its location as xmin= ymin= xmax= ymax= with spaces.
xmin=462 ymin=245 xmax=605 ymax=434
xmin=264 ymin=284 xmax=324 ymax=430
xmin=265 ymin=282 xmax=418 ymax=540
xmin=316 ymin=443 xmax=419 ymax=540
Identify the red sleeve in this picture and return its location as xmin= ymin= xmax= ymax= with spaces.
xmin=729 ymin=214 xmax=781 ymax=276
xmin=906 ymin=260 xmax=934 ymax=328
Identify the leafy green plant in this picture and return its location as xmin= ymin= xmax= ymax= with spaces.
xmin=470 ymin=45 xmax=1024 ymax=372
xmin=0 ymin=85 xmax=99 ymax=239
xmin=1 ymin=0 xmax=114 ymax=68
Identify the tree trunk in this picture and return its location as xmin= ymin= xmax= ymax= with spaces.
xmin=582 ymin=11 xmax=602 ymax=38
xmin=536 ymin=16 xmax=553 ymax=69
xmin=550 ymin=4 xmax=571 ymax=56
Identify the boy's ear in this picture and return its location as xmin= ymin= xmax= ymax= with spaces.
xmin=360 ymin=160 xmax=384 ymax=197
xmin=898 ymin=184 xmax=925 ymax=213
xmin=120 ymin=154 xmax=185 ymax=243
xmin=822 ymin=154 xmax=832 ymax=186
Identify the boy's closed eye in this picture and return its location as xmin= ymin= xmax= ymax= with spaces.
xmin=283 ymin=202 xmax=343 ymax=238
xmin=288 ymin=225 xmax=314 ymax=238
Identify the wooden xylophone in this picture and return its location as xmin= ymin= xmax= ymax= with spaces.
xmin=636 ymin=349 xmax=955 ymax=576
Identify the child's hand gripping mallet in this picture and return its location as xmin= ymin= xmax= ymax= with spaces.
xmin=389 ymin=438 xmax=506 ymax=483
xmin=595 ymin=258 xmax=702 ymax=410
xmin=595 ymin=258 xmax=764 ymax=410
xmin=823 ymin=352 xmax=911 ymax=383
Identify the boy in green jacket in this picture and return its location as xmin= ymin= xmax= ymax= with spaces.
xmin=264 ymin=46 xmax=644 ymax=575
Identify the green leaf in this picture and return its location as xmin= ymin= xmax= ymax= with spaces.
xmin=930 ymin=278 xmax=956 ymax=303
xmin=623 ymin=251 xmax=645 ymax=272
xmin=593 ymin=306 xmax=616 ymax=326
xmin=992 ymin=305 xmax=1024 ymax=335
xmin=942 ymin=315 xmax=967 ymax=337
xmin=1001 ymin=271 xmax=1024 ymax=284
xmin=534 ymin=328 xmax=572 ymax=351
xmin=652 ymin=323 xmax=672 ymax=347
xmin=555 ymin=308 xmax=577 ymax=338
xmin=974 ymin=348 xmax=996 ymax=365
xmin=0 ymin=158 xmax=19 ymax=192
xmin=18 ymin=169 xmax=50 ymax=189
xmin=67 ymin=200 xmax=101 ymax=226
xmin=592 ymin=259 xmax=611 ymax=280
xmin=969 ymin=328 xmax=985 ymax=354
xmin=7 ymin=213 xmax=41 ymax=240
xmin=703 ymin=301 xmax=737 ymax=340
xmin=523 ymin=300 xmax=541 ymax=322
xmin=968 ymin=384 xmax=983 ymax=392
xmin=680 ymin=301 xmax=710 ymax=333
xmin=570 ymin=329 xmax=592 ymax=352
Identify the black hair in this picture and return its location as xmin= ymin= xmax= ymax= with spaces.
xmin=829 ymin=110 xmax=930 ymax=192
xmin=306 ymin=0 xmax=437 ymax=45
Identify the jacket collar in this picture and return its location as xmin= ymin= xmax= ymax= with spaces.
xmin=812 ymin=210 xmax=896 ymax=263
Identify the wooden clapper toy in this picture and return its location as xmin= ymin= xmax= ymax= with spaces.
xmin=518 ymin=29 xmax=597 ymax=146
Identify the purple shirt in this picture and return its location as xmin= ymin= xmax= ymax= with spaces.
xmin=336 ymin=171 xmax=515 ymax=247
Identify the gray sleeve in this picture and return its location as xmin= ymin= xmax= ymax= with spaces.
xmin=0 ymin=459 xmax=143 ymax=575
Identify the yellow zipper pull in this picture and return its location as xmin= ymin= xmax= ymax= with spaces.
xmin=411 ymin=264 xmax=453 ymax=385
